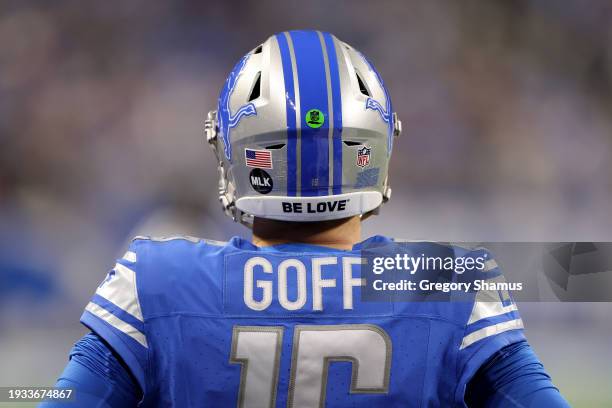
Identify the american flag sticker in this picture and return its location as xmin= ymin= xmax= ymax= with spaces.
xmin=245 ymin=148 xmax=273 ymax=169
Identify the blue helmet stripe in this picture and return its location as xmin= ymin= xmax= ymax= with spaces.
xmin=290 ymin=30 xmax=329 ymax=196
xmin=275 ymin=33 xmax=298 ymax=196
xmin=323 ymin=32 xmax=343 ymax=195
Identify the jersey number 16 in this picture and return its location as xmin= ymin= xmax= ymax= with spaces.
xmin=230 ymin=324 xmax=392 ymax=408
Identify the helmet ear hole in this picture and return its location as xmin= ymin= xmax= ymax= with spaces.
xmin=355 ymin=70 xmax=371 ymax=97
xmin=265 ymin=143 xmax=285 ymax=150
xmin=247 ymin=72 xmax=261 ymax=102
xmin=343 ymin=140 xmax=362 ymax=147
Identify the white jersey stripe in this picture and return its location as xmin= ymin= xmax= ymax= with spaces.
xmin=96 ymin=263 xmax=144 ymax=322
xmin=460 ymin=318 xmax=523 ymax=350
xmin=122 ymin=251 xmax=137 ymax=262
xmin=467 ymin=275 xmax=517 ymax=325
xmin=467 ymin=302 xmax=518 ymax=325
xmin=86 ymin=302 xmax=148 ymax=347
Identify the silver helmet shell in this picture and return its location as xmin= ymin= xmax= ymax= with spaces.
xmin=205 ymin=30 xmax=401 ymax=224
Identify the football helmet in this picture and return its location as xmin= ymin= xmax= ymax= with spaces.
xmin=205 ymin=30 xmax=401 ymax=224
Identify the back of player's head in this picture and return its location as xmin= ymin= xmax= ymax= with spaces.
xmin=205 ymin=30 xmax=401 ymax=226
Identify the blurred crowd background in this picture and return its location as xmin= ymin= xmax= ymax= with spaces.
xmin=1 ymin=1 xmax=611 ymax=406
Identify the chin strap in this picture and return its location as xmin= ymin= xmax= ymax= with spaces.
xmin=204 ymin=110 xmax=253 ymax=228
xmin=363 ymin=112 xmax=400 ymax=221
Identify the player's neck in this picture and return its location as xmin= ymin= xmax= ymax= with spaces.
xmin=252 ymin=216 xmax=361 ymax=250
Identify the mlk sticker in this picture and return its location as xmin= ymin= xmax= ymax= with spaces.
xmin=249 ymin=168 xmax=273 ymax=194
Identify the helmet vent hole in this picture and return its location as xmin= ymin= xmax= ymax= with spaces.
xmin=265 ymin=143 xmax=285 ymax=150
xmin=253 ymin=45 xmax=263 ymax=54
xmin=248 ymin=72 xmax=261 ymax=102
xmin=355 ymin=71 xmax=371 ymax=97
xmin=343 ymin=140 xmax=362 ymax=147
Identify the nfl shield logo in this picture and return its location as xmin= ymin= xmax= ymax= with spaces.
xmin=357 ymin=146 xmax=371 ymax=168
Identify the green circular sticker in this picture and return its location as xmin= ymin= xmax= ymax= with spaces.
xmin=305 ymin=109 xmax=324 ymax=128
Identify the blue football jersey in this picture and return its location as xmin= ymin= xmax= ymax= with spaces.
xmin=81 ymin=235 xmax=525 ymax=407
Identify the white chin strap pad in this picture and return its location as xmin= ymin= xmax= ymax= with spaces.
xmin=235 ymin=191 xmax=383 ymax=222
